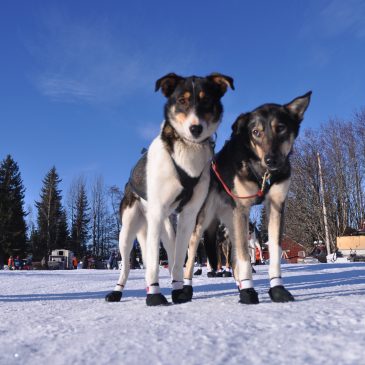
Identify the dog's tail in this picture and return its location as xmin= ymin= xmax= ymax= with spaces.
xmin=119 ymin=182 xmax=140 ymax=223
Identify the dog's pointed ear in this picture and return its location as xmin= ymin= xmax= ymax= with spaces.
xmin=232 ymin=113 xmax=249 ymax=135
xmin=207 ymin=73 xmax=235 ymax=96
xmin=155 ymin=73 xmax=184 ymax=97
xmin=285 ymin=91 xmax=312 ymax=121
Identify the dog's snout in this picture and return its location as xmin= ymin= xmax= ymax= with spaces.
xmin=189 ymin=124 xmax=203 ymax=138
xmin=264 ymin=154 xmax=279 ymax=169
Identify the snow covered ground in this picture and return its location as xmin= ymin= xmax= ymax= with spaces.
xmin=1 ymin=263 xmax=365 ymax=365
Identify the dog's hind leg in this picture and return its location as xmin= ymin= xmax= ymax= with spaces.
xmin=266 ymin=181 xmax=294 ymax=302
xmin=222 ymin=239 xmax=232 ymax=277
xmin=184 ymin=224 xmax=205 ymax=282
xmin=136 ymin=223 xmax=147 ymax=268
xmin=160 ymin=217 xmax=176 ymax=275
xmin=105 ymin=203 xmax=143 ymax=302
xmin=204 ymin=220 xmax=219 ymax=274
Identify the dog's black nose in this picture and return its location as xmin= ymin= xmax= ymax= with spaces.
xmin=189 ymin=124 xmax=203 ymax=138
xmin=264 ymin=154 xmax=279 ymax=169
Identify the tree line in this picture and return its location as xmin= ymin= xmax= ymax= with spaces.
xmin=285 ymin=109 xmax=365 ymax=252
xmin=1 ymin=110 xmax=364 ymax=264
xmin=0 ymin=156 xmax=122 ymax=264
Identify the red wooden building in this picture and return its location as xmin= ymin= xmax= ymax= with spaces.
xmin=262 ymin=235 xmax=306 ymax=263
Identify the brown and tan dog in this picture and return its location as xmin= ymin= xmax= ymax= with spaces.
xmin=184 ymin=92 xmax=311 ymax=304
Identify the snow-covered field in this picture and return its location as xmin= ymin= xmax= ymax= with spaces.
xmin=1 ymin=263 xmax=365 ymax=365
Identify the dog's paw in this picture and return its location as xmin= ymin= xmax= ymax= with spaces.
xmin=182 ymin=285 xmax=193 ymax=301
xmin=207 ymin=270 xmax=216 ymax=278
xmin=268 ymin=286 xmax=294 ymax=303
xmin=105 ymin=291 xmax=123 ymax=302
xmin=172 ymin=287 xmax=192 ymax=304
xmin=146 ymin=293 xmax=170 ymax=306
xmin=222 ymin=271 xmax=232 ymax=277
xmin=194 ymin=268 xmax=202 ymax=276
xmin=239 ymin=288 xmax=259 ymax=304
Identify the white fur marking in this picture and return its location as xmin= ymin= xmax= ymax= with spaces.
xmin=270 ymin=277 xmax=283 ymax=287
xmin=147 ymin=285 xmax=160 ymax=294
xmin=184 ymin=279 xmax=192 ymax=286
xmin=239 ymin=279 xmax=254 ymax=290
xmin=113 ymin=284 xmax=124 ymax=292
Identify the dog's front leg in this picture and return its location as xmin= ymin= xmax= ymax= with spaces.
xmin=171 ymin=210 xmax=198 ymax=304
xmin=145 ymin=209 xmax=169 ymax=306
xmin=266 ymin=181 xmax=294 ymax=302
xmin=229 ymin=207 xmax=259 ymax=304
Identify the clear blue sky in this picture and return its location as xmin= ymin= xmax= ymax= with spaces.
xmin=1 ymin=0 xmax=365 ymax=211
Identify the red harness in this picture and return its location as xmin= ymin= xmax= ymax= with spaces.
xmin=211 ymin=160 xmax=271 ymax=200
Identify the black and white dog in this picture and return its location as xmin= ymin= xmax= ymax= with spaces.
xmin=105 ymin=73 xmax=234 ymax=306
xmin=184 ymin=92 xmax=311 ymax=304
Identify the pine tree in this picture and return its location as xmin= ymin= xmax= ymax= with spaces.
xmin=90 ymin=176 xmax=118 ymax=258
xmin=57 ymin=208 xmax=69 ymax=248
xmin=35 ymin=167 xmax=68 ymax=261
xmin=0 ymin=155 xmax=27 ymax=261
xmin=70 ymin=180 xmax=90 ymax=257
xmin=258 ymin=206 xmax=268 ymax=244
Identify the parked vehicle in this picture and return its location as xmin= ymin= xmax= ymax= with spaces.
xmin=48 ymin=249 xmax=74 ymax=270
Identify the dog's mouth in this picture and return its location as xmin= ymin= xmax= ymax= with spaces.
xmin=183 ymin=134 xmax=208 ymax=144
xmin=263 ymin=155 xmax=286 ymax=172
xmin=265 ymin=163 xmax=282 ymax=172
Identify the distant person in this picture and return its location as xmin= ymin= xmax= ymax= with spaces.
xmin=81 ymin=255 xmax=88 ymax=269
xmin=13 ymin=256 xmax=22 ymax=270
xmin=8 ymin=256 xmax=14 ymax=270
xmin=25 ymin=254 xmax=33 ymax=265
xmin=72 ymin=256 xmax=78 ymax=269
xmin=248 ymin=223 xmax=262 ymax=273
xmin=359 ymin=220 xmax=365 ymax=233
xmin=317 ymin=243 xmax=327 ymax=263
xmin=108 ymin=251 xmax=118 ymax=270
xmin=255 ymin=245 xmax=263 ymax=265
xmin=130 ymin=240 xmax=140 ymax=269
xmin=88 ymin=255 xmax=96 ymax=269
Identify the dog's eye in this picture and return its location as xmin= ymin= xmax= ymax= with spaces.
xmin=199 ymin=97 xmax=213 ymax=109
xmin=276 ymin=125 xmax=287 ymax=134
xmin=252 ymin=129 xmax=262 ymax=138
xmin=177 ymin=97 xmax=187 ymax=106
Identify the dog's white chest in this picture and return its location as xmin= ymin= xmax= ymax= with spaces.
xmin=172 ymin=140 xmax=211 ymax=178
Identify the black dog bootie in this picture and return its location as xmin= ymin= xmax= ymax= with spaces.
xmin=105 ymin=291 xmax=123 ymax=302
xmin=269 ymin=286 xmax=294 ymax=302
xmin=239 ymin=288 xmax=259 ymax=304
xmin=172 ymin=286 xmax=192 ymax=304
xmin=146 ymin=293 xmax=170 ymax=306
